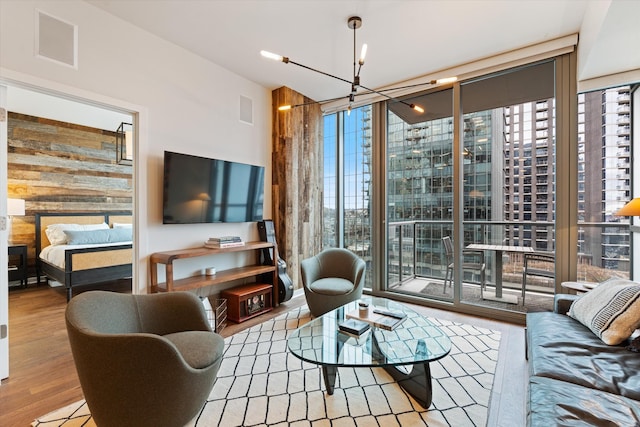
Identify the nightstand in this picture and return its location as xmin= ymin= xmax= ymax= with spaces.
xmin=8 ymin=244 xmax=28 ymax=287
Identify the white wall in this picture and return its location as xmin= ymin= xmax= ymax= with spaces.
xmin=0 ymin=0 xmax=272 ymax=293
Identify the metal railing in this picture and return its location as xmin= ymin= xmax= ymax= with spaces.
xmin=387 ymin=219 xmax=631 ymax=289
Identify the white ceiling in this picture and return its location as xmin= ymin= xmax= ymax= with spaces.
xmin=87 ymin=0 xmax=640 ymax=103
xmin=8 ymin=86 xmax=131 ymax=131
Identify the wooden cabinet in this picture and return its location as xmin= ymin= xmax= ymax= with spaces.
xmin=149 ymin=241 xmax=279 ymax=307
xmin=222 ymin=283 xmax=273 ymax=323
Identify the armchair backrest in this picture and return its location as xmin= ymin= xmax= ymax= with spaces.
xmin=65 ymin=291 xmax=211 ymax=337
xmin=314 ymin=248 xmax=365 ymax=282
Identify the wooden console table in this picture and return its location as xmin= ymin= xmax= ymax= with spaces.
xmin=149 ymin=241 xmax=279 ymax=307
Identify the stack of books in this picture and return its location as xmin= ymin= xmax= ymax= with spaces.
xmin=346 ymin=307 xmax=407 ymax=330
xmin=204 ymin=236 xmax=245 ymax=248
xmin=338 ymin=318 xmax=371 ymax=337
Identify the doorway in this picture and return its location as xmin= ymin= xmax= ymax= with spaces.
xmin=1 ymin=81 xmax=139 ymax=381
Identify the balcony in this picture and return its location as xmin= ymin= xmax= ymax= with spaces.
xmin=386 ymin=220 xmax=631 ymax=313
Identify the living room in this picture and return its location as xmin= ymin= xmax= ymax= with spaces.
xmin=1 ymin=1 xmax=640 ymax=426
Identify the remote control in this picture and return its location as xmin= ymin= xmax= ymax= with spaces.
xmin=373 ymin=309 xmax=406 ymax=319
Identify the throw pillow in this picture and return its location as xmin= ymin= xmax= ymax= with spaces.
xmin=568 ymin=278 xmax=640 ymax=345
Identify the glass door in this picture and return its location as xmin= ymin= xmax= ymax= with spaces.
xmin=386 ymin=88 xmax=455 ymax=302
xmin=385 ymin=61 xmax=560 ymax=314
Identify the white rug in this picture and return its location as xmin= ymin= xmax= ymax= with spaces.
xmin=33 ymin=305 xmax=501 ymax=427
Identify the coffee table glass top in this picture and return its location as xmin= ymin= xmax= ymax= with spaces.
xmin=287 ymin=297 xmax=451 ymax=368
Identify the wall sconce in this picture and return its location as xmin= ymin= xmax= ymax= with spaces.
xmin=116 ymin=122 xmax=133 ymax=165
xmin=7 ymin=198 xmax=25 ymax=243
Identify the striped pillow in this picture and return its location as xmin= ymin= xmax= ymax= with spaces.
xmin=569 ymin=279 xmax=640 ymax=345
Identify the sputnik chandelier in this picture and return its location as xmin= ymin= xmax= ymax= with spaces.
xmin=261 ymin=16 xmax=457 ymax=113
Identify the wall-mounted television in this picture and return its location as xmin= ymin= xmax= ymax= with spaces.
xmin=162 ymin=151 xmax=265 ymax=224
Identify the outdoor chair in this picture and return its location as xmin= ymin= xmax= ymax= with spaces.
xmin=522 ymin=252 xmax=555 ymax=304
xmin=442 ymin=236 xmax=486 ymax=294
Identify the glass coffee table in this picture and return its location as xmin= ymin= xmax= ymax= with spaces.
xmin=287 ymin=297 xmax=451 ymax=408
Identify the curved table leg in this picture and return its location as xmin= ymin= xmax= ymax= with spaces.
xmin=383 ymin=362 xmax=432 ymax=409
xmin=322 ymin=365 xmax=337 ymax=395
xmin=374 ymin=336 xmax=433 ymax=409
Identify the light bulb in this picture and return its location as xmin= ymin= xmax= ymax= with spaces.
xmin=411 ymin=104 xmax=425 ymax=113
xmin=278 ymin=105 xmax=292 ymax=111
xmin=260 ymin=50 xmax=284 ymax=61
xmin=436 ymin=77 xmax=458 ymax=85
xmin=359 ymin=44 xmax=368 ymax=64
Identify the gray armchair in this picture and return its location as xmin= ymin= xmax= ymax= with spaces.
xmin=300 ymin=248 xmax=366 ymax=317
xmin=65 ymin=291 xmax=225 ymax=427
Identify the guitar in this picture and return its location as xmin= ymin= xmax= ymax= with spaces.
xmin=257 ymin=220 xmax=294 ymax=303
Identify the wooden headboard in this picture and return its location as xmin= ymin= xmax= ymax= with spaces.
xmin=35 ymin=212 xmax=132 ymax=253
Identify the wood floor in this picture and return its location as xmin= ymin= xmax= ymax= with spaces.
xmin=0 ymin=283 xmax=527 ymax=427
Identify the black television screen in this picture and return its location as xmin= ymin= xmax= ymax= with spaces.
xmin=163 ymin=151 xmax=265 ymax=224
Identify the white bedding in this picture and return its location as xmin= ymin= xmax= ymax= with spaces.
xmin=39 ymin=242 xmax=133 ymax=268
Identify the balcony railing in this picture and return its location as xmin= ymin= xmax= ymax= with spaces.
xmin=387 ymin=219 xmax=631 ymax=291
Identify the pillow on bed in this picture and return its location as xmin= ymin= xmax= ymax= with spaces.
xmin=112 ymin=222 xmax=133 ymax=228
xmin=45 ymin=223 xmax=110 ymax=245
xmin=64 ymin=228 xmax=132 ymax=245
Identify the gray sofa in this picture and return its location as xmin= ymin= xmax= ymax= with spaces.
xmin=526 ymin=294 xmax=640 ymax=426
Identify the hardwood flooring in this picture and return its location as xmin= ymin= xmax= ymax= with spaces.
xmin=0 ymin=284 xmax=526 ymax=427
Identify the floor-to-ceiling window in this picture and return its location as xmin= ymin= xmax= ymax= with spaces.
xmin=320 ymin=52 xmax=640 ymax=320
xmin=323 ymin=114 xmax=338 ymax=248
xmin=323 ymin=105 xmax=373 ymax=289
xmin=577 ymin=85 xmax=636 ymax=281
xmin=386 ymin=88 xmax=455 ymax=303
xmin=382 ymin=60 xmax=560 ymax=315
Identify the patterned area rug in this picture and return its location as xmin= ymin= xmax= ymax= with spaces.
xmin=33 ymin=305 xmax=501 ymax=427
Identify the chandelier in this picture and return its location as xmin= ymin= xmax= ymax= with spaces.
xmin=261 ymin=16 xmax=456 ymax=113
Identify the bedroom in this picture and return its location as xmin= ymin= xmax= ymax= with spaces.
xmin=7 ymin=86 xmax=135 ymax=300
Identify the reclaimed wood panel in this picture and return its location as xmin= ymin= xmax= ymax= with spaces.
xmin=271 ymin=87 xmax=323 ymax=289
xmin=7 ymin=112 xmax=133 ymax=279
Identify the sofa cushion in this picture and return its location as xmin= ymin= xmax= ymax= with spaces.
xmin=163 ymin=331 xmax=225 ymax=369
xmin=527 ymin=312 xmax=640 ymax=400
xmin=568 ymin=278 xmax=640 ymax=345
xmin=528 ymin=376 xmax=640 ymax=427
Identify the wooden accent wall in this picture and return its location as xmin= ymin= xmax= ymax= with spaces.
xmin=7 ymin=112 xmax=133 ymax=276
xmin=271 ymin=87 xmax=323 ymax=289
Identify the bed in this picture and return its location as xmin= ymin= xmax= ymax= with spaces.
xmin=35 ymin=212 xmax=133 ymax=301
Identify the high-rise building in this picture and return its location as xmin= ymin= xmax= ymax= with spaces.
xmin=324 ymin=86 xmax=632 ymax=287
